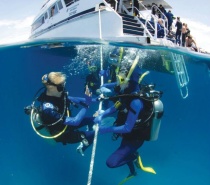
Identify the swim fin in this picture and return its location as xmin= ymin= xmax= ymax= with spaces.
xmin=136 ymin=155 xmax=156 ymax=174
xmin=118 ymin=173 xmax=135 ymax=185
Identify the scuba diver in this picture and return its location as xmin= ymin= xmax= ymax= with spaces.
xmin=24 ymin=72 xmax=95 ymax=150
xmin=84 ymin=61 xmax=101 ymax=95
xmin=99 ymin=47 xmax=124 ymax=98
xmin=92 ymin=60 xmax=164 ymax=182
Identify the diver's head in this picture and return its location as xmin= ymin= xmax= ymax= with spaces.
xmin=116 ymin=65 xmax=141 ymax=93
xmin=116 ymin=65 xmax=129 ymax=88
xmin=88 ymin=61 xmax=98 ymax=73
xmin=108 ymin=47 xmax=122 ymax=66
xmin=42 ymin=72 xmax=66 ymax=93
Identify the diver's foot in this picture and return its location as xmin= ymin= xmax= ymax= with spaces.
xmin=127 ymin=171 xmax=137 ymax=178
xmin=81 ymin=134 xmax=89 ymax=146
xmin=134 ymin=159 xmax=140 ymax=169
xmin=76 ymin=142 xmax=84 ymax=156
xmin=134 ymin=153 xmax=141 ymax=169
xmin=82 ymin=138 xmax=89 ymax=146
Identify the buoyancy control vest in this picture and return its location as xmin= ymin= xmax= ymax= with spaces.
xmin=112 ymin=85 xmax=164 ymax=141
xmin=31 ymin=91 xmax=71 ymax=138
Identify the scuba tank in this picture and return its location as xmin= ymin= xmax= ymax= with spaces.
xmin=148 ymin=99 xmax=163 ymax=141
xmin=137 ymin=84 xmax=164 ymax=141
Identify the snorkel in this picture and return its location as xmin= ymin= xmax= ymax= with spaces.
xmin=116 ymin=53 xmax=140 ymax=88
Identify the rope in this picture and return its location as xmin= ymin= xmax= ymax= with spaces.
xmin=87 ymin=45 xmax=104 ymax=185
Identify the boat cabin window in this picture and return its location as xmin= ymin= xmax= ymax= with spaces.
xmin=32 ymin=16 xmax=45 ymax=31
xmin=50 ymin=5 xmax=58 ymax=18
xmin=64 ymin=0 xmax=76 ymax=7
xmin=57 ymin=0 xmax=63 ymax=10
xmin=44 ymin=12 xmax=48 ymax=20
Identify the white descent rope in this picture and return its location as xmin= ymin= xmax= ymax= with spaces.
xmin=87 ymin=45 xmax=104 ymax=185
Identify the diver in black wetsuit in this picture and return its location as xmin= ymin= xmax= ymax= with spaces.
xmin=24 ymin=72 xmax=95 ymax=148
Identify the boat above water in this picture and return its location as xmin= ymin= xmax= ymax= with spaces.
xmin=30 ymin=0 xmax=174 ymax=46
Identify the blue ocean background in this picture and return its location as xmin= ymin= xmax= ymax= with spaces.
xmin=0 ymin=39 xmax=210 ymax=185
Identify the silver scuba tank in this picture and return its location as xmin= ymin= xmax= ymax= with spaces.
xmin=149 ymin=99 xmax=164 ymax=141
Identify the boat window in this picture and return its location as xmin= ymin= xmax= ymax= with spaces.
xmin=32 ymin=16 xmax=45 ymax=31
xmin=64 ymin=0 xmax=75 ymax=7
xmin=44 ymin=12 xmax=48 ymax=20
xmin=57 ymin=0 xmax=63 ymax=10
xmin=50 ymin=5 xmax=58 ymax=18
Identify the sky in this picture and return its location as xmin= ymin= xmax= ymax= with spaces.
xmin=0 ymin=0 xmax=210 ymax=52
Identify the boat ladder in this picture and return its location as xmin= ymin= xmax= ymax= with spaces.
xmin=170 ymin=52 xmax=189 ymax=98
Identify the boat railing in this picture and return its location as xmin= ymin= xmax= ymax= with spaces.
xmin=121 ymin=3 xmax=131 ymax=15
xmin=96 ymin=1 xmax=123 ymax=39
xmin=119 ymin=1 xmax=168 ymax=41
xmin=119 ymin=3 xmax=154 ymax=38
xmin=135 ymin=15 xmax=154 ymax=38
xmin=114 ymin=0 xmax=118 ymax=11
xmin=101 ymin=0 xmax=120 ymax=12
xmin=155 ymin=6 xmax=168 ymax=30
xmin=145 ymin=14 xmax=158 ymax=38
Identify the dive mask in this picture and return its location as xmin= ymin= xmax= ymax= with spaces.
xmin=88 ymin=65 xmax=98 ymax=72
xmin=116 ymin=73 xmax=127 ymax=85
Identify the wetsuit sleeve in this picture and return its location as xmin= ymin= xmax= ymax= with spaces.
xmin=99 ymin=99 xmax=143 ymax=134
xmin=101 ymin=82 xmax=117 ymax=88
xmin=41 ymin=102 xmax=63 ymax=123
xmin=64 ymin=107 xmax=87 ymax=126
xmin=94 ymin=105 xmax=117 ymax=124
xmin=68 ymin=96 xmax=85 ymax=104
xmin=68 ymin=95 xmax=97 ymax=104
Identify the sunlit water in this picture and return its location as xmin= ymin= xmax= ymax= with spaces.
xmin=0 ymin=38 xmax=210 ymax=185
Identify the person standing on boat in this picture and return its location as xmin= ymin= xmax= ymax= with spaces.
xmin=181 ymin=23 xmax=187 ymax=47
xmin=151 ymin=3 xmax=158 ymax=22
xmin=157 ymin=4 xmax=165 ymax=19
xmin=175 ymin=17 xmax=182 ymax=46
xmin=165 ymin=10 xmax=174 ymax=32
xmin=24 ymin=72 xmax=95 ymax=149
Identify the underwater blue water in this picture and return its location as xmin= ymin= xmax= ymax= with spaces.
xmin=0 ymin=39 xmax=210 ymax=185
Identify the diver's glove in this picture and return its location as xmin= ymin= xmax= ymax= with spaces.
xmin=82 ymin=85 xmax=92 ymax=108
xmin=94 ymin=115 xmax=102 ymax=124
xmin=93 ymin=110 xmax=105 ymax=124
xmin=24 ymin=105 xmax=32 ymax=115
xmin=79 ymin=94 xmax=92 ymax=108
xmin=92 ymin=94 xmax=107 ymax=102
xmin=100 ymin=87 xmax=114 ymax=97
xmin=84 ymin=94 xmax=92 ymax=107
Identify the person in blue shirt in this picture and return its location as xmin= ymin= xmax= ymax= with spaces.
xmin=166 ymin=10 xmax=174 ymax=32
xmin=24 ymin=72 xmax=95 ymax=147
xmin=157 ymin=19 xmax=165 ymax=38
